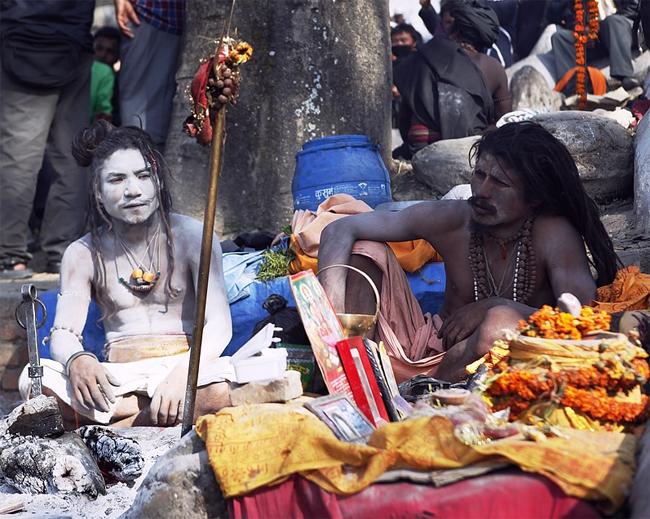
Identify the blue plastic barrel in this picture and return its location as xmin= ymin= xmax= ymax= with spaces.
xmin=292 ymin=135 xmax=392 ymax=211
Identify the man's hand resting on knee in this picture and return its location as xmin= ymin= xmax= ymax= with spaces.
xmin=438 ymin=299 xmax=503 ymax=350
xmin=69 ymin=355 xmax=121 ymax=413
xmin=149 ymin=364 xmax=186 ymax=426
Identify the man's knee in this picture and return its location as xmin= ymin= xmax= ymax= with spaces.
xmin=474 ymin=305 xmax=523 ymax=355
xmin=600 ymin=14 xmax=634 ymax=42
xmin=551 ymin=28 xmax=574 ymax=46
xmin=194 ymin=382 xmax=231 ymax=419
xmin=602 ymin=14 xmax=632 ymax=30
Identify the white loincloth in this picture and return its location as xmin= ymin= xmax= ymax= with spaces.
xmin=19 ymin=340 xmax=232 ymax=424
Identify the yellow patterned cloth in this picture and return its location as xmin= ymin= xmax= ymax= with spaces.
xmin=196 ymin=404 xmax=637 ymax=511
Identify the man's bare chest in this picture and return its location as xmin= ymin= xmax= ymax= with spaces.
xmin=99 ymin=253 xmax=191 ymax=312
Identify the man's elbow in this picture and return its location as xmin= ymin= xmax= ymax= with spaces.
xmin=321 ymin=218 xmax=355 ymax=248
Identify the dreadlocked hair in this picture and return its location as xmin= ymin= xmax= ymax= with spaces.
xmin=72 ymin=120 xmax=179 ymax=318
xmin=469 ymin=121 xmax=620 ymax=287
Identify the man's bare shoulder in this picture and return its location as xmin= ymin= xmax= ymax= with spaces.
xmin=534 ymin=214 xmax=581 ymax=236
xmin=60 ymin=234 xmax=94 ymax=282
xmin=533 ymin=215 xmax=586 ymax=255
xmin=63 ymin=234 xmax=94 ymax=262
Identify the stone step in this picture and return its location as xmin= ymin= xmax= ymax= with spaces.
xmin=0 ymin=274 xmax=59 ymax=390
xmin=0 ymin=274 xmax=59 ymax=343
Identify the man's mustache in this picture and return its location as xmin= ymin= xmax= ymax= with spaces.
xmin=467 ymin=197 xmax=496 ymax=213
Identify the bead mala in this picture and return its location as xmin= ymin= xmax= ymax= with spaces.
xmin=469 ymin=218 xmax=536 ymax=304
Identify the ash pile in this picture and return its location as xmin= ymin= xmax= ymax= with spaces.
xmin=0 ymin=395 xmax=143 ymax=499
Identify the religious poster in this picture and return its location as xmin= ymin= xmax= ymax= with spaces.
xmin=289 ymin=271 xmax=353 ymax=398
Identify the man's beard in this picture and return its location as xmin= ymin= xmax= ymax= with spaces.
xmin=469 ymin=218 xmax=490 ymax=234
xmin=467 ymin=197 xmax=497 ymax=233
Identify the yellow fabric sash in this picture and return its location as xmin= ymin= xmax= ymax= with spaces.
xmin=105 ymin=334 xmax=190 ymax=363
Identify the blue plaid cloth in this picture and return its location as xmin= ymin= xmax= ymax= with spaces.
xmin=133 ymin=0 xmax=185 ymax=35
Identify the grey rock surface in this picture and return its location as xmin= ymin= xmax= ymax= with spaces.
xmin=165 ymin=0 xmax=391 ymax=237
xmin=532 ymin=111 xmax=634 ymax=202
xmin=412 ymin=112 xmax=633 ymax=201
xmin=121 ymin=431 xmax=225 ymax=519
xmin=411 ymin=136 xmax=479 ymax=196
xmin=2 ymin=395 xmax=63 ymax=438
xmin=506 ymin=52 xmax=557 ymax=87
xmin=510 ymin=65 xmax=562 ymax=112
xmin=629 ymin=417 xmax=650 ymax=519
xmin=634 ymin=113 xmax=650 ymax=234
xmin=390 ymin=168 xmax=437 ymax=202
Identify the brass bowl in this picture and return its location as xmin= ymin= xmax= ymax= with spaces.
xmin=317 ymin=264 xmax=380 ymax=339
xmin=336 ymin=313 xmax=377 ymax=338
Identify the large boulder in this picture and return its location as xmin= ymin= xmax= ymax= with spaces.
xmin=634 ymin=113 xmax=650 ymax=234
xmin=411 ymin=136 xmax=479 ymax=196
xmin=533 ymin=111 xmax=633 ymax=202
xmin=388 ymin=160 xmax=437 ymax=202
xmin=510 ymin=65 xmax=562 ymax=112
xmin=121 ymin=431 xmax=226 ymax=519
xmin=411 ymin=112 xmax=633 ymax=202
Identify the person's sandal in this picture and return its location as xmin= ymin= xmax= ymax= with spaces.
xmin=0 ymin=260 xmax=33 ymax=280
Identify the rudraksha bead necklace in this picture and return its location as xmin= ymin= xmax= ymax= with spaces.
xmin=469 ymin=217 xmax=536 ymax=304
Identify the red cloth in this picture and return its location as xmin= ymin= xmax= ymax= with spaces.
xmin=229 ymin=470 xmax=600 ymax=519
xmin=184 ymin=58 xmax=214 ymax=145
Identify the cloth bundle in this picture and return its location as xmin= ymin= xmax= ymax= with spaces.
xmin=197 ymin=403 xmax=636 ymax=512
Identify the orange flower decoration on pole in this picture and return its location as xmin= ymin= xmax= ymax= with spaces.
xmin=574 ymin=0 xmax=600 ymax=109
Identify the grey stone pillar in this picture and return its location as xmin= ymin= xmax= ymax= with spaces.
xmin=165 ymin=0 xmax=392 ymax=236
xmin=634 ymin=113 xmax=650 ymax=234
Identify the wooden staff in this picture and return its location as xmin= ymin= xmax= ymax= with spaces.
xmin=181 ymin=92 xmax=227 ymax=437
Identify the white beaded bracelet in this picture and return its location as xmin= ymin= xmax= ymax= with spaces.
xmin=44 ymin=326 xmax=83 ymax=344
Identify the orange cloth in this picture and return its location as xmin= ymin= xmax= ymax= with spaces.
xmin=593 ymin=266 xmax=650 ymax=313
xmin=289 ymin=194 xmax=441 ymax=275
xmin=352 ymin=241 xmax=445 ymax=382
xmin=554 ymin=66 xmax=608 ymax=96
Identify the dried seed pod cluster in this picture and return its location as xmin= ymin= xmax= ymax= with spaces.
xmin=184 ymin=37 xmax=253 ymax=145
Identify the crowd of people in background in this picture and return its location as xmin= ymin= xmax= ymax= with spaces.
xmin=0 ymin=0 xmax=185 ymax=279
xmin=2 ymin=0 xmax=650 ymax=279
xmin=391 ymin=0 xmax=650 ymax=159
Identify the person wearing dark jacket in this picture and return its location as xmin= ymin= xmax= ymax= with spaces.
xmin=394 ymin=1 xmax=509 ymax=159
xmin=0 ymin=0 xmax=94 ymax=277
xmin=551 ymin=0 xmax=642 ymax=89
xmin=419 ymin=0 xmax=516 ymax=66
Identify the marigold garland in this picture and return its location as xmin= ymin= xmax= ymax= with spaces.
xmin=518 ymin=305 xmax=611 ymax=340
xmin=574 ymin=0 xmax=600 ymax=109
xmin=561 ymin=387 xmax=649 ymax=424
xmin=486 ymin=359 xmax=650 ymax=424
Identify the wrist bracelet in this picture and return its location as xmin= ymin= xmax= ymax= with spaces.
xmin=44 ymin=326 xmax=84 ymax=344
xmin=65 ymin=351 xmax=98 ymax=376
